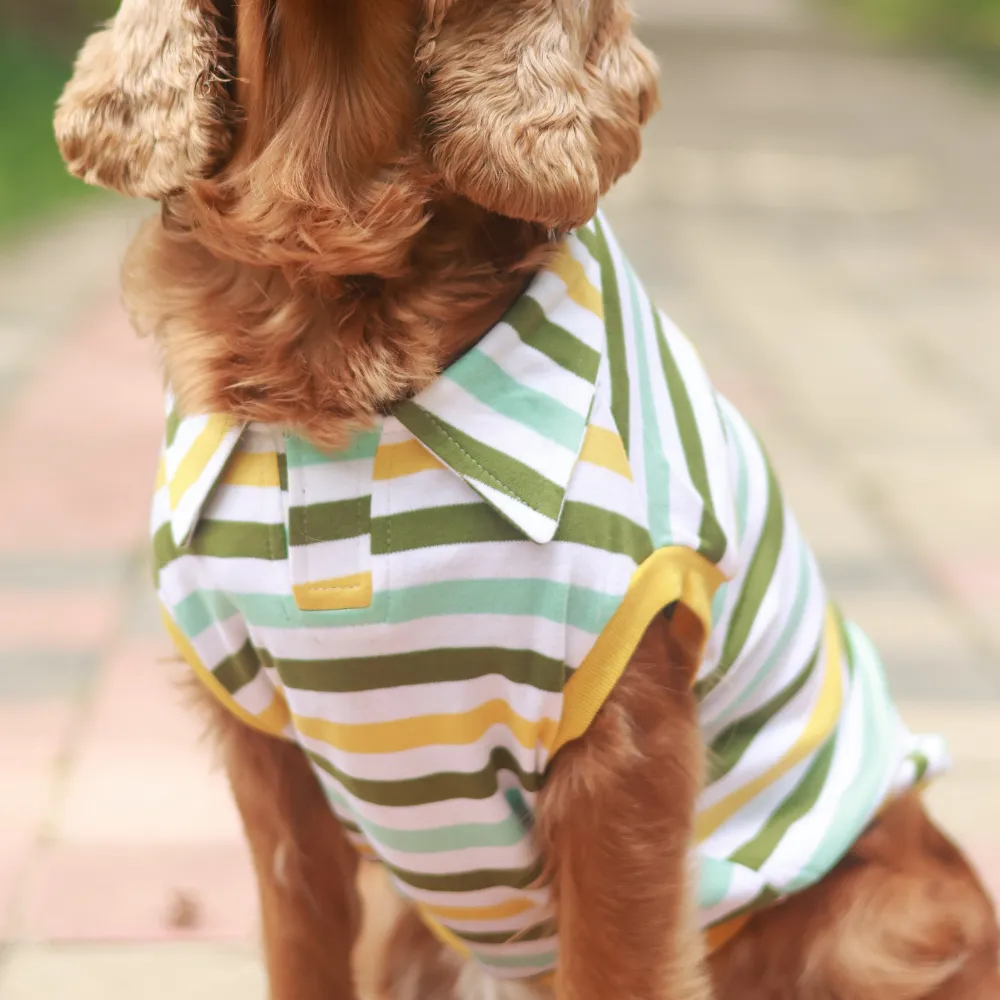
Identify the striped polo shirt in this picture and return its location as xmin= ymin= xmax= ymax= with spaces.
xmin=153 ymin=214 xmax=947 ymax=980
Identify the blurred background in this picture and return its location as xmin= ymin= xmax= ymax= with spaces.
xmin=0 ymin=0 xmax=998 ymax=996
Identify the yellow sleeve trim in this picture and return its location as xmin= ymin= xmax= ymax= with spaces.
xmin=552 ymin=547 xmax=725 ymax=756
xmin=160 ymin=605 xmax=291 ymax=739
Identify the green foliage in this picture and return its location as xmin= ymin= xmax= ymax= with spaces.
xmin=0 ymin=32 xmax=106 ymax=235
xmin=0 ymin=1 xmax=117 ymax=234
xmin=831 ymin=0 xmax=1000 ymax=70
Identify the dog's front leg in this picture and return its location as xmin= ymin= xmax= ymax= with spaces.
xmin=537 ymin=612 xmax=710 ymax=1000
xmin=205 ymin=695 xmax=361 ymax=1000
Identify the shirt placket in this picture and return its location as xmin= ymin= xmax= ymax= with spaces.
xmin=283 ymin=430 xmax=381 ymax=612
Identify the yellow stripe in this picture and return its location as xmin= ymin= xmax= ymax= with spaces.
xmin=292 ymin=572 xmax=373 ymax=612
xmin=373 ymin=440 xmax=444 ymax=481
xmin=293 ymin=699 xmax=559 ymax=756
xmin=418 ymin=897 xmax=539 ymax=922
xmin=550 ymin=246 xmax=604 ymax=319
xmin=552 ymin=547 xmax=725 ymax=756
xmin=160 ymin=606 xmax=291 ymax=738
xmin=694 ymin=607 xmax=845 ymax=842
xmin=155 ymin=459 xmax=166 ymax=491
xmin=168 ymin=416 xmax=236 ymax=511
xmin=220 ymin=451 xmax=280 ymax=488
xmin=578 ymin=425 xmax=633 ymax=480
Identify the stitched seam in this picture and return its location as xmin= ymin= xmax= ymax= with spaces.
xmin=421 ymin=411 xmax=525 ymax=507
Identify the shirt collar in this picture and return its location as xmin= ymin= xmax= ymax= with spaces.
xmin=166 ymin=224 xmax=607 ymax=547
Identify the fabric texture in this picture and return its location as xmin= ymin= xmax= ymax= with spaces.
xmin=152 ymin=214 xmax=948 ymax=981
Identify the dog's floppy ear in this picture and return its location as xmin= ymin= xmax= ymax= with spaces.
xmin=54 ymin=0 xmax=234 ymax=199
xmin=417 ymin=0 xmax=659 ymax=231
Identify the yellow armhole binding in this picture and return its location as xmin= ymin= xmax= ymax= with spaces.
xmin=552 ymin=547 xmax=725 ymax=757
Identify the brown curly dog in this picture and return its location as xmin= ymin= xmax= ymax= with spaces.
xmin=55 ymin=1 xmax=998 ymax=999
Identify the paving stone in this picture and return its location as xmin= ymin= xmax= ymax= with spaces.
xmin=0 ymin=652 xmax=100 ymax=700
xmin=0 ymin=944 xmax=264 ymax=1000
xmin=0 ymin=590 xmax=122 ymax=652
xmin=18 ymin=843 xmax=257 ymax=944
xmin=54 ymin=641 xmax=244 ymax=844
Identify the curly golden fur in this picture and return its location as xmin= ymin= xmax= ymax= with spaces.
xmin=56 ymin=1 xmax=999 ymax=998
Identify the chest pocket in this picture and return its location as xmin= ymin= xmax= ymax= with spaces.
xmin=283 ymin=431 xmax=380 ymax=612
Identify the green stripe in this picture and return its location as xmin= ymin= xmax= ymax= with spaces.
xmin=727 ymin=732 xmax=837 ymax=872
xmin=386 ymin=856 xmax=545 ymax=894
xmin=285 ymin=430 xmax=380 ymax=467
xmin=165 ymin=408 xmax=180 ymax=448
xmin=580 ymin=217 xmax=629 ymax=451
xmin=447 ymin=348 xmax=587 ymax=450
xmin=707 ymin=640 xmax=821 ymax=785
xmin=395 ymin=404 xmax=564 ymax=521
xmin=373 ymin=504 xmax=521 ymax=554
xmin=212 ymin=638 xmax=265 ymax=696
xmin=190 ymin=519 xmax=287 ymax=562
xmin=557 ymin=501 xmax=652 ymax=562
xmin=910 ymin=751 xmax=929 ymax=784
xmin=288 ymin=497 xmax=370 ymax=547
xmin=373 ymin=501 xmax=651 ymax=562
xmin=697 ymin=451 xmax=784 ymax=698
xmin=503 ymin=295 xmax=601 ymax=384
xmin=272 ymin=646 xmax=566 ymax=694
xmin=152 ymin=522 xmax=178 ymax=576
xmin=307 ymin=745 xmax=542 ymax=807
xmin=453 ymin=920 xmax=558 ymax=947
xmin=277 ymin=450 xmax=288 ymax=492
xmin=653 ymin=307 xmax=727 ymax=564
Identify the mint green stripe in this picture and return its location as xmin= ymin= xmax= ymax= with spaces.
xmin=788 ymin=623 xmax=893 ymax=891
xmin=653 ymin=306 xmax=727 ymax=564
xmin=174 ymin=589 xmax=238 ymax=637
xmin=189 ymin=577 xmax=618 ymax=633
xmin=395 ymin=404 xmax=564 ymax=521
xmin=474 ymin=950 xmax=557 ymax=971
xmin=446 ymin=348 xmax=586 ymax=451
xmin=698 ymin=856 xmax=736 ymax=910
xmin=284 ymin=429 xmax=380 ymax=467
xmin=325 ymin=787 xmax=528 ymax=853
xmin=579 ymin=218 xmax=629 ymax=451
xmin=503 ymin=295 xmax=601 ymax=384
xmin=625 ymin=264 xmax=672 ymax=544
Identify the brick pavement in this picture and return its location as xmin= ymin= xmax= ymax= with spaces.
xmin=1 ymin=7 xmax=999 ymax=996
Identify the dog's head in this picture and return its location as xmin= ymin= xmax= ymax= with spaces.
xmin=56 ymin=0 xmax=659 ymax=254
